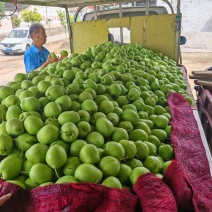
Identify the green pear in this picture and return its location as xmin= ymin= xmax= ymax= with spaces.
xmin=29 ymin=163 xmax=53 ymax=184
xmin=56 ymin=176 xmax=78 ymax=184
xmin=81 ymin=99 xmax=98 ymax=114
xmin=86 ymin=131 xmax=104 ymax=148
xmin=75 ymin=164 xmax=103 ymax=183
xmin=13 ymin=174 xmax=27 ymax=183
xmin=161 ymin=160 xmax=172 ymax=175
xmin=44 ymin=102 xmax=62 ymax=118
xmin=126 ymin=158 xmax=143 ymax=169
xmin=45 ymin=85 xmax=64 ymax=101
xmin=119 ymin=140 xmax=137 ymax=159
xmin=143 ymin=141 xmax=157 ymax=156
xmin=134 ymin=141 xmax=149 ymax=161
xmin=0 ymin=133 xmax=13 ymax=155
xmin=24 ymin=115 xmax=44 ymax=135
xmin=116 ymin=164 xmax=132 ymax=184
xmin=19 ymin=111 xmax=41 ymax=122
xmin=46 ymin=145 xmax=67 ymax=169
xmin=102 ymin=176 xmax=122 ymax=189
xmin=60 ymin=122 xmax=79 ymax=142
xmin=7 ymin=147 xmax=25 ymax=162
xmin=63 ymin=157 xmax=82 ymax=176
xmin=22 ymin=160 xmax=35 ymax=177
xmin=70 ymin=139 xmax=87 ymax=156
xmin=6 ymin=118 xmax=24 ymax=136
xmin=79 ymin=144 xmax=100 ymax=164
xmin=58 ymin=111 xmax=80 ymax=125
xmin=44 ymin=118 xmax=60 ymax=129
xmin=130 ymin=167 xmax=150 ymax=185
xmin=15 ymin=133 xmax=37 ymax=151
xmin=25 ymin=177 xmax=39 ymax=189
xmin=0 ymin=121 xmax=7 ymax=134
xmin=37 ymin=125 xmax=59 ymax=144
xmin=111 ymin=127 xmax=128 ymax=142
xmin=50 ymin=52 xmax=57 ymax=58
xmin=55 ymin=95 xmax=72 ymax=111
xmin=77 ymin=121 xmax=91 ymax=138
xmin=158 ymin=144 xmax=174 ymax=161
xmin=7 ymin=180 xmax=26 ymax=189
xmin=95 ymin=117 xmax=114 ymax=138
xmin=99 ymin=156 xmax=120 ymax=177
xmin=25 ymin=143 xmax=49 ymax=164
xmin=103 ymin=141 xmax=125 ymax=160
xmin=51 ymin=140 xmax=69 ymax=152
xmin=143 ymin=156 xmax=162 ymax=174
xmin=0 ymin=157 xmax=22 ymax=180
xmin=39 ymin=182 xmax=54 ymax=187
xmin=20 ymin=96 xmax=41 ymax=112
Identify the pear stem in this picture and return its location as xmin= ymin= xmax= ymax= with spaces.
xmin=20 ymin=150 xmax=24 ymax=158
xmin=20 ymin=171 xmax=29 ymax=174
xmin=121 ymin=157 xmax=128 ymax=163
xmin=55 ymin=169 xmax=60 ymax=179
xmin=95 ymin=177 xmax=100 ymax=183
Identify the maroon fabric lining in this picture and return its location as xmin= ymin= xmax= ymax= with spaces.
xmin=0 ymin=180 xmax=138 ymax=212
xmin=133 ymin=172 xmax=178 ymax=212
xmin=165 ymin=92 xmax=212 ymax=212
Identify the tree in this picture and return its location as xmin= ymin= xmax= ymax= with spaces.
xmin=57 ymin=10 xmax=67 ymax=32
xmin=13 ymin=17 xmax=21 ymax=27
xmin=21 ymin=8 xmax=42 ymax=23
xmin=0 ymin=2 xmax=5 ymax=22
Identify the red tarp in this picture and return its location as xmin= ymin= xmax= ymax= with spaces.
xmin=0 ymin=92 xmax=212 ymax=211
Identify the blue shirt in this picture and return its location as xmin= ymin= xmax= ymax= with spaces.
xmin=24 ymin=43 xmax=50 ymax=73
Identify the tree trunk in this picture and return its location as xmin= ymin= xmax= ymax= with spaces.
xmin=11 ymin=14 xmax=19 ymax=28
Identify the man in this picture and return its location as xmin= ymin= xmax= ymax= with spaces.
xmin=24 ymin=23 xmax=61 ymax=73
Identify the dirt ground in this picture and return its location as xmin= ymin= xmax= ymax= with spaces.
xmin=0 ymin=40 xmax=67 ymax=85
xmin=0 ymin=41 xmax=212 ymax=99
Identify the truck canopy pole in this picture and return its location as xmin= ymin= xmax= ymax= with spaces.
xmin=65 ymin=6 xmax=74 ymax=53
xmin=119 ymin=3 xmax=123 ymax=44
xmin=145 ymin=0 xmax=149 ymax=15
xmin=94 ymin=5 xmax=97 ymax=20
xmin=161 ymin=0 xmax=174 ymax=14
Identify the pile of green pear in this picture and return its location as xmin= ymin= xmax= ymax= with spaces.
xmin=0 ymin=42 xmax=190 ymax=190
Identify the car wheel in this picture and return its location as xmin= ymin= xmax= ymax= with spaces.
xmin=4 ymin=52 xmax=9 ymax=55
xmin=25 ymin=44 xmax=30 ymax=51
xmin=108 ymin=33 xmax=114 ymax=42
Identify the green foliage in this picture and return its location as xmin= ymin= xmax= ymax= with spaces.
xmin=70 ymin=15 xmax=74 ymax=23
xmin=0 ymin=2 xmax=5 ymax=21
xmin=13 ymin=17 xmax=21 ymax=27
xmin=57 ymin=10 xmax=66 ymax=30
xmin=21 ymin=8 xmax=42 ymax=23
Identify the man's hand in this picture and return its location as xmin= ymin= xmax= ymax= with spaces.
xmin=0 ymin=185 xmax=12 ymax=207
xmin=47 ymin=54 xmax=59 ymax=64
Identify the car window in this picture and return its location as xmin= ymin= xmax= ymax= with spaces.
xmin=7 ymin=30 xmax=28 ymax=38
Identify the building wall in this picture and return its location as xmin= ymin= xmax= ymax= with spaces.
xmin=157 ymin=0 xmax=212 ymax=51
xmin=157 ymin=0 xmax=212 ymax=33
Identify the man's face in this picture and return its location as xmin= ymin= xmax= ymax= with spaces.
xmin=33 ymin=26 xmax=47 ymax=45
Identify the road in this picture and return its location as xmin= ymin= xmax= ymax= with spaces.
xmin=0 ymin=34 xmax=69 ymax=85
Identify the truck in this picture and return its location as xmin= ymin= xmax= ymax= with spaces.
xmin=0 ymin=0 xmax=211 ymax=211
